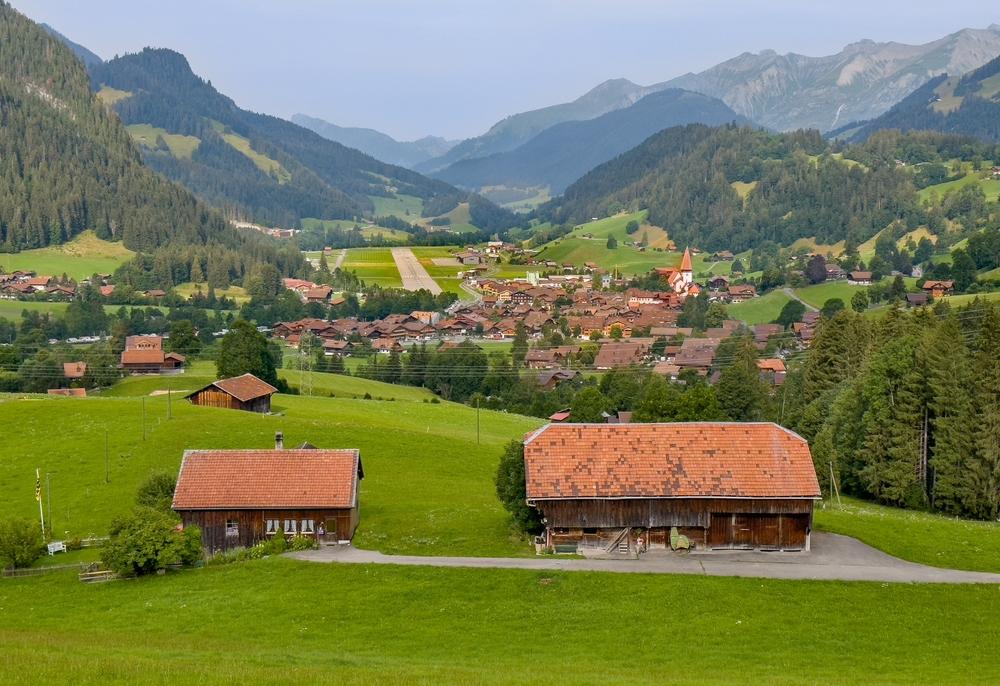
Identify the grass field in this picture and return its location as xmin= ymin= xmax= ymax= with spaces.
xmin=815 ymin=496 xmax=1000 ymax=573
xmin=434 ymin=202 xmax=478 ymax=233
xmin=95 ymin=85 xmax=131 ymax=107
xmin=1 ymin=371 xmax=541 ymax=556
xmin=301 ymin=218 xmax=412 ymax=243
xmin=4 ymin=560 xmax=1000 ymax=684
xmin=126 ymin=124 xmax=200 ymax=159
xmin=728 ymin=289 xmax=792 ymax=325
xmin=794 ymin=277 xmax=917 ymax=309
xmin=370 ymin=193 xmax=423 ymax=220
xmin=788 ymin=236 xmax=846 ymax=257
xmin=0 ymin=299 xmax=69 ymax=320
xmin=173 ymin=282 xmax=249 ymax=304
xmin=0 ymin=231 xmax=134 ymax=280
xmin=409 ymin=247 xmax=469 ymax=297
xmin=919 ymin=172 xmax=1000 ymax=204
xmin=207 ymin=121 xmax=290 ymax=183
xmin=342 ymin=247 xmax=402 ymax=288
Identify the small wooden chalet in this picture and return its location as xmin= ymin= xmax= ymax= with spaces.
xmin=172 ymin=438 xmax=364 ymax=552
xmin=186 ymin=373 xmax=278 ymax=413
xmin=524 ymin=423 xmax=820 ymax=554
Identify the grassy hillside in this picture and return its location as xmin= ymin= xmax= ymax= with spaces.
xmin=918 ymin=172 xmax=1000 ymax=203
xmin=370 ymin=193 xmax=423 ymax=220
xmin=0 ymin=376 xmax=541 ymax=556
xmin=126 ymin=123 xmax=200 ymax=159
xmin=815 ymin=496 xmax=1000 ymax=573
xmin=3 ymin=560 xmax=1000 ymax=685
xmin=793 ymin=277 xmax=918 ymax=309
xmin=0 ymin=231 xmax=134 ymax=279
xmin=728 ymin=289 xmax=792 ymax=325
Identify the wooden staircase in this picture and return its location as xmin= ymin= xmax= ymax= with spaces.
xmin=605 ymin=528 xmax=631 ymax=556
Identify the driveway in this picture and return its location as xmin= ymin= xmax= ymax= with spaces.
xmin=391 ymin=247 xmax=441 ymax=294
xmin=287 ymin=532 xmax=1000 ymax=584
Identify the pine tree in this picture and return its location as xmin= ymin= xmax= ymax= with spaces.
xmin=716 ymin=337 xmax=767 ymax=421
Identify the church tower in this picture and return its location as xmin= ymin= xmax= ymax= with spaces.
xmin=680 ymin=247 xmax=693 ymax=285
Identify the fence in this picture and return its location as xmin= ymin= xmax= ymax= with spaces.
xmin=2 ymin=563 xmax=89 ymax=578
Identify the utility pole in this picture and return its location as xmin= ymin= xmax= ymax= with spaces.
xmin=141 ymin=396 xmax=146 ymax=441
xmin=476 ymin=395 xmax=481 ymax=445
xmin=46 ymin=471 xmax=53 ymax=536
xmin=104 ymin=430 xmax=110 ymax=484
xmin=167 ymin=385 xmax=172 ymax=420
xmin=36 ymin=468 xmax=45 ymax=538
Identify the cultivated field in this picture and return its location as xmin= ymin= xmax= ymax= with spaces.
xmin=0 ymin=231 xmax=134 ymax=280
xmin=341 ymin=247 xmax=403 ymax=288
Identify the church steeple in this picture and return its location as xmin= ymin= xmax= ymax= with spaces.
xmin=680 ymin=247 xmax=693 ymax=284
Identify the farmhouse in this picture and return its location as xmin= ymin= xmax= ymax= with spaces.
xmin=172 ymin=438 xmax=364 ymax=552
xmin=186 ymin=373 xmax=278 ymax=413
xmin=922 ymin=280 xmax=954 ymax=298
xmin=120 ymin=335 xmax=185 ymax=374
xmin=524 ymin=423 xmax=820 ymax=554
xmin=847 ymin=271 xmax=873 ymax=286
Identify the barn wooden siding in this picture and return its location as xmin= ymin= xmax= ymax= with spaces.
xmin=188 ymin=389 xmax=271 ymax=413
xmin=536 ymin=498 xmax=814 ymax=551
xmin=179 ymin=506 xmax=358 ymax=552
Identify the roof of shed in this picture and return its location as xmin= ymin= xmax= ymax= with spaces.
xmin=189 ymin=373 xmax=277 ymax=402
xmin=172 ymin=449 xmax=362 ymax=510
xmin=523 ymin=422 xmax=820 ymax=500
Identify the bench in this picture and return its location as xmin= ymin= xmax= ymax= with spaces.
xmin=47 ymin=541 xmax=67 ymax=556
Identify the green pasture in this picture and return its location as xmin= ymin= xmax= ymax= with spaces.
xmin=0 ymin=231 xmax=134 ymax=280
xmin=2 ymin=559 xmax=1000 ymax=684
xmin=342 ymin=247 xmax=402 ymax=288
xmin=126 ymin=124 xmax=200 ymax=159
xmin=793 ymin=277 xmax=917 ymax=309
xmin=370 ymin=193 xmax=423 ymax=220
xmin=728 ymin=289 xmax=793 ymax=325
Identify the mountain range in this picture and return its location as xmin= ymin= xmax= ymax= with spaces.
xmin=432 ymin=89 xmax=748 ymax=195
xmin=291 ymin=113 xmax=456 ymax=169
xmin=834 ymin=53 xmax=1000 ymax=143
xmin=41 ymin=22 xmax=102 ymax=67
xmin=86 ymin=48 xmax=484 ymax=229
xmin=419 ymin=26 xmax=1000 ymax=194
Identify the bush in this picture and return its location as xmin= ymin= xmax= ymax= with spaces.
xmin=0 ymin=519 xmax=44 ymax=569
xmin=102 ymin=507 xmax=201 ymax=577
xmin=495 ymin=440 xmax=542 ymax=534
xmin=289 ymin=535 xmax=316 ymax=551
xmin=135 ymin=471 xmax=177 ymax=513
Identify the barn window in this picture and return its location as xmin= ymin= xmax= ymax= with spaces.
xmin=301 ymin=519 xmax=315 ymax=534
xmin=225 ymin=520 xmax=239 ymax=537
xmin=265 ymin=519 xmax=280 ymax=535
xmin=284 ymin=519 xmax=297 ymax=534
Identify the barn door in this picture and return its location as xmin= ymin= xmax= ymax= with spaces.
xmin=752 ymin=515 xmax=780 ymax=550
xmin=732 ymin=514 xmax=753 ymax=549
xmin=709 ymin=514 xmax=732 ymax=549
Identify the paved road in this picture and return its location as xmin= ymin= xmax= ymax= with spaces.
xmin=288 ymin=532 xmax=1000 ymax=584
xmin=391 ymin=247 xmax=441 ymax=294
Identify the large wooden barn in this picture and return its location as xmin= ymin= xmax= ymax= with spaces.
xmin=186 ymin=373 xmax=278 ymax=413
xmin=523 ymin=422 xmax=821 ymax=554
xmin=172 ymin=439 xmax=363 ymax=552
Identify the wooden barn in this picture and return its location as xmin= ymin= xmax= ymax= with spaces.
xmin=523 ymin=422 xmax=820 ymax=554
xmin=172 ymin=438 xmax=363 ymax=553
xmin=186 ymin=373 xmax=278 ymax=413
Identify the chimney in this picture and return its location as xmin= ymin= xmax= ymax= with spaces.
xmin=275 ymin=431 xmax=284 ymax=450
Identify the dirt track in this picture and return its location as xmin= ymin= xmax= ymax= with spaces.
xmin=391 ymin=247 xmax=441 ymax=294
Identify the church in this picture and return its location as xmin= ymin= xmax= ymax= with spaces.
xmin=653 ymin=248 xmax=700 ymax=297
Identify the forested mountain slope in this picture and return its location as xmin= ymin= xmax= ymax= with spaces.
xmin=0 ymin=4 xmax=229 ymax=252
xmin=540 ymin=125 xmax=936 ymax=253
xmin=291 ymin=113 xmax=455 ymax=169
xmin=434 ymin=89 xmax=747 ymax=195
xmin=835 ymin=53 xmax=1000 ymax=143
xmin=88 ymin=49 xmax=477 ymax=228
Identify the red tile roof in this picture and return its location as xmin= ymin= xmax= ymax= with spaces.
xmin=193 ymin=373 xmax=278 ymax=402
xmin=63 ymin=361 xmax=87 ymax=379
xmin=48 ymin=388 xmax=87 ymax=397
xmin=172 ymin=449 xmax=362 ymax=510
xmin=120 ymin=349 xmax=165 ymax=365
xmin=523 ymin=423 xmax=820 ymax=500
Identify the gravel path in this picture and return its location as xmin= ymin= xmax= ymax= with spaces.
xmin=287 ymin=532 xmax=1000 ymax=584
xmin=332 ymin=249 xmax=346 ymax=271
xmin=391 ymin=247 xmax=441 ymax=294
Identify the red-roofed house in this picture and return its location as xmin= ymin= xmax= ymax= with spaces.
xmin=523 ymin=422 xmax=820 ymax=553
xmin=172 ymin=439 xmax=364 ymax=552
xmin=63 ymin=361 xmax=87 ymax=380
xmin=186 ymin=373 xmax=278 ymax=413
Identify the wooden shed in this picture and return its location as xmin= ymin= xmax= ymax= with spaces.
xmin=172 ymin=443 xmax=363 ymax=552
xmin=523 ymin=422 xmax=820 ymax=554
xmin=186 ymin=373 xmax=277 ymax=413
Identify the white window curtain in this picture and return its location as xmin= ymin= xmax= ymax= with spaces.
xmin=265 ymin=519 xmax=278 ymax=534
xmin=284 ymin=519 xmax=297 ymax=534
xmin=301 ymin=519 xmax=315 ymax=534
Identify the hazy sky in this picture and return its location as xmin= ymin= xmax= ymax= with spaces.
xmin=15 ymin=1 xmax=998 ymax=141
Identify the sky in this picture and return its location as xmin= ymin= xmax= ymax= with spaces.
xmin=14 ymin=0 xmax=999 ymax=141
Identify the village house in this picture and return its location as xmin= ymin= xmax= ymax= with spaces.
xmin=824 ymin=263 xmax=846 ymax=280
xmin=847 ymin=271 xmax=873 ymax=286
xmin=922 ymin=280 xmax=954 ymax=298
xmin=673 ymin=337 xmax=721 ymax=376
xmin=172 ymin=436 xmax=364 ymax=552
xmin=525 ymin=349 xmax=558 ymax=369
xmin=523 ymin=423 xmax=821 ymax=554
xmin=726 ymin=284 xmax=757 ymax=302
xmin=120 ymin=335 xmax=186 ymax=374
xmin=372 ymin=337 xmax=403 ymax=354
xmin=187 ymin=373 xmax=278 ymax=413
xmin=756 ymin=358 xmax=787 ymax=385
xmin=593 ymin=341 xmax=649 ymax=370
xmin=537 ymin=369 xmax=579 ymax=391
xmin=63 ymin=361 xmax=87 ymax=381
xmin=455 ymin=251 xmax=482 ymax=265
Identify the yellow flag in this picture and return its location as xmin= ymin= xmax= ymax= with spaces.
xmin=35 ymin=470 xmax=41 ymax=502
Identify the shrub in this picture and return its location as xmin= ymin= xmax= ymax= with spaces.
xmin=0 ymin=519 xmax=44 ymax=569
xmin=494 ymin=440 xmax=542 ymax=534
xmin=289 ymin=535 xmax=316 ymax=551
xmin=102 ymin=507 xmax=201 ymax=577
xmin=135 ymin=471 xmax=177 ymax=513
xmin=266 ymin=533 xmax=288 ymax=555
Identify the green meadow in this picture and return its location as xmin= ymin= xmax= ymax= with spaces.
xmin=370 ymin=193 xmax=423 ymax=220
xmin=3 ymin=560 xmax=1000 ymax=685
xmin=0 ymin=231 xmax=134 ymax=280
xmin=126 ymin=124 xmax=200 ymax=159
xmin=728 ymin=289 xmax=793 ymax=325
xmin=341 ymin=247 xmax=403 ymax=288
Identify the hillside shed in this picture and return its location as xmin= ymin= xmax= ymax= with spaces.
xmin=523 ymin=423 xmax=820 ymax=554
xmin=186 ymin=373 xmax=278 ymax=413
xmin=172 ymin=444 xmax=364 ymax=552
